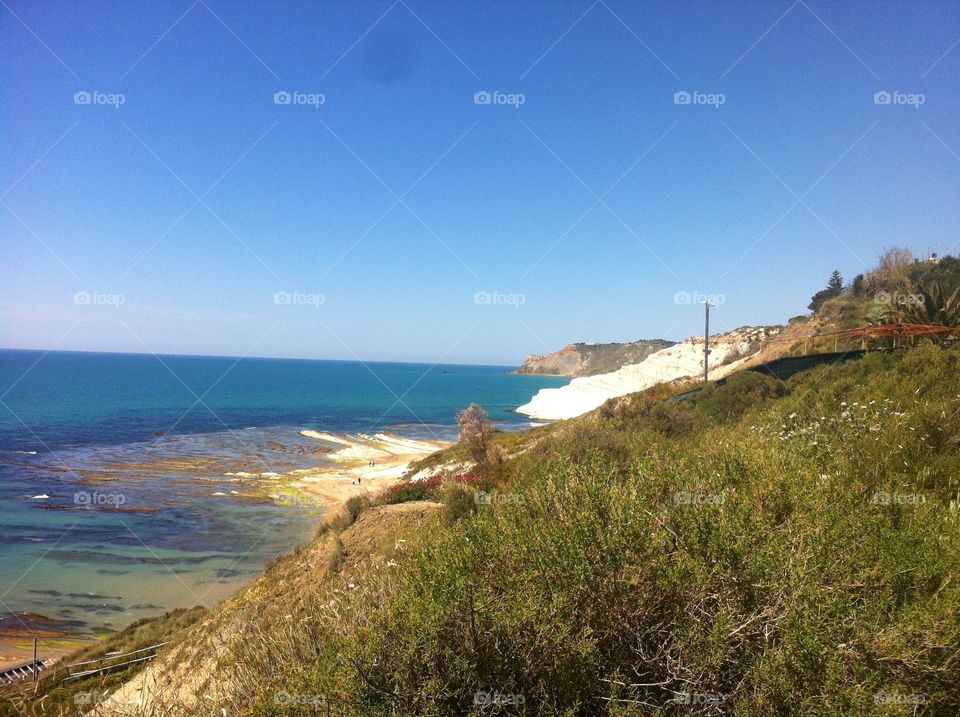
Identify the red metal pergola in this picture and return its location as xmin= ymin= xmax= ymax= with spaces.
xmin=767 ymin=322 xmax=960 ymax=351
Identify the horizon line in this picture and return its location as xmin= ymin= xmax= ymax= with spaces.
xmin=0 ymin=345 xmax=526 ymax=370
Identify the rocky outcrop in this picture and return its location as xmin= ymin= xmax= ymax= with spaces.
xmin=513 ymin=339 xmax=675 ymax=377
xmin=517 ymin=326 xmax=781 ymax=420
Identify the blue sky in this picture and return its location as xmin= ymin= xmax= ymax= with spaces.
xmin=2 ymin=0 xmax=959 ymax=365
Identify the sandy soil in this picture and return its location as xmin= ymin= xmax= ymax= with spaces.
xmin=97 ymin=501 xmax=444 ymax=716
xmin=0 ymin=616 xmax=79 ymax=673
xmin=290 ymin=431 xmax=452 ymax=506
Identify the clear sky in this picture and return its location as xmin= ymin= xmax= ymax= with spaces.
xmin=2 ymin=0 xmax=959 ymax=365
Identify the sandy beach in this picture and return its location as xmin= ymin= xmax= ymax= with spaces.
xmin=288 ymin=431 xmax=452 ymax=506
xmin=0 ymin=614 xmax=83 ymax=673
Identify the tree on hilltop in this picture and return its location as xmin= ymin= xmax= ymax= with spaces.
xmin=851 ymin=274 xmax=866 ymax=296
xmin=808 ymin=270 xmax=845 ymax=312
xmin=866 ymin=247 xmax=914 ymax=295
xmin=828 ymin=270 xmax=844 ymax=294
xmin=457 ymin=403 xmax=493 ymax=466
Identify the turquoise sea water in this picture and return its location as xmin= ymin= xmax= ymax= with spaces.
xmin=0 ymin=349 xmax=567 ymax=645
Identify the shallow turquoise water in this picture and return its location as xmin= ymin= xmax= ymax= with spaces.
xmin=0 ymin=349 xmax=567 ymax=640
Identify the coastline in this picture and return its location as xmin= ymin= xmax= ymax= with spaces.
xmin=518 ymin=327 xmax=780 ymax=420
xmin=0 ymin=615 xmax=83 ymax=675
xmin=290 ymin=431 xmax=453 ymax=506
xmin=0 ymin=429 xmax=451 ymax=674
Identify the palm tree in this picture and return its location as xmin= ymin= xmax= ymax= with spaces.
xmin=879 ymin=283 xmax=960 ymax=327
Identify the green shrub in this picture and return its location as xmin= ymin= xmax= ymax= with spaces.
xmin=694 ymin=371 xmax=787 ymax=423
xmin=383 ymin=480 xmax=432 ymax=504
xmin=327 ymin=494 xmax=371 ymax=532
xmin=252 ymin=345 xmax=960 ymax=716
xmin=441 ymin=483 xmax=476 ymax=525
xmin=645 ymin=400 xmax=697 ymax=436
xmin=382 ymin=474 xmax=498 ymax=506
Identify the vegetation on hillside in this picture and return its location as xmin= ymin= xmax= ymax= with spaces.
xmin=13 ymin=250 xmax=960 ymax=717
xmin=788 ymin=249 xmax=960 ymax=358
xmin=0 ymin=607 xmax=206 ymax=717
xmin=514 ymin=340 xmax=676 ymax=377
xmin=244 ymin=343 xmax=960 ymax=716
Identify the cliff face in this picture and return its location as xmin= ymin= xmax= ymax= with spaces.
xmin=517 ymin=326 xmax=782 ymax=420
xmin=514 ymin=339 xmax=676 ymax=377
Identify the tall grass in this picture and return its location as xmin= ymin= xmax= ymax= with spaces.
xmin=248 ymin=345 xmax=960 ymax=715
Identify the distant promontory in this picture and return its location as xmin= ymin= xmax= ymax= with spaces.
xmin=513 ymin=339 xmax=675 ymax=377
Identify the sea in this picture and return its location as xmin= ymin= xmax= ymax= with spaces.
xmin=0 ymin=349 xmax=567 ymax=653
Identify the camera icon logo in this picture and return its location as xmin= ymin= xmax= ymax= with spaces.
xmin=673 ymin=291 xmax=691 ymax=305
xmin=873 ymin=91 xmax=891 ymax=105
xmin=473 ymin=90 xmax=492 ymax=105
xmin=74 ymin=91 xmax=92 ymax=105
xmin=673 ymin=90 xmax=691 ymax=105
xmin=273 ymin=91 xmax=291 ymax=105
xmin=273 ymin=291 xmax=292 ymax=305
xmin=473 ymin=291 xmax=492 ymax=305
xmin=73 ymin=291 xmax=92 ymax=305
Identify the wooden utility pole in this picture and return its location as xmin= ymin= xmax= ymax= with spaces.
xmin=704 ymin=299 xmax=713 ymax=383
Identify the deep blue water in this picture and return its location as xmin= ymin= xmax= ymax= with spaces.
xmin=0 ymin=350 xmax=564 ymax=450
xmin=0 ymin=349 xmax=566 ymax=646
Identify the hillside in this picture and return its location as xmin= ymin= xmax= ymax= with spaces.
xmin=64 ymin=342 xmax=959 ymax=717
xmin=0 ymin=501 xmax=447 ymax=717
xmin=280 ymin=345 xmax=960 ymax=715
xmin=17 ymin=340 xmax=957 ymax=717
xmin=513 ymin=339 xmax=675 ymax=377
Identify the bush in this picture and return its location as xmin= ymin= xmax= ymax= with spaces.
xmin=441 ymin=483 xmax=476 ymax=524
xmin=694 ymin=371 xmax=787 ymax=423
xmin=383 ymin=473 xmax=495 ymax=505
xmin=646 ymin=400 xmax=697 ymax=436
xmin=383 ymin=478 xmax=434 ymax=504
xmin=327 ymin=494 xmax=370 ymax=532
